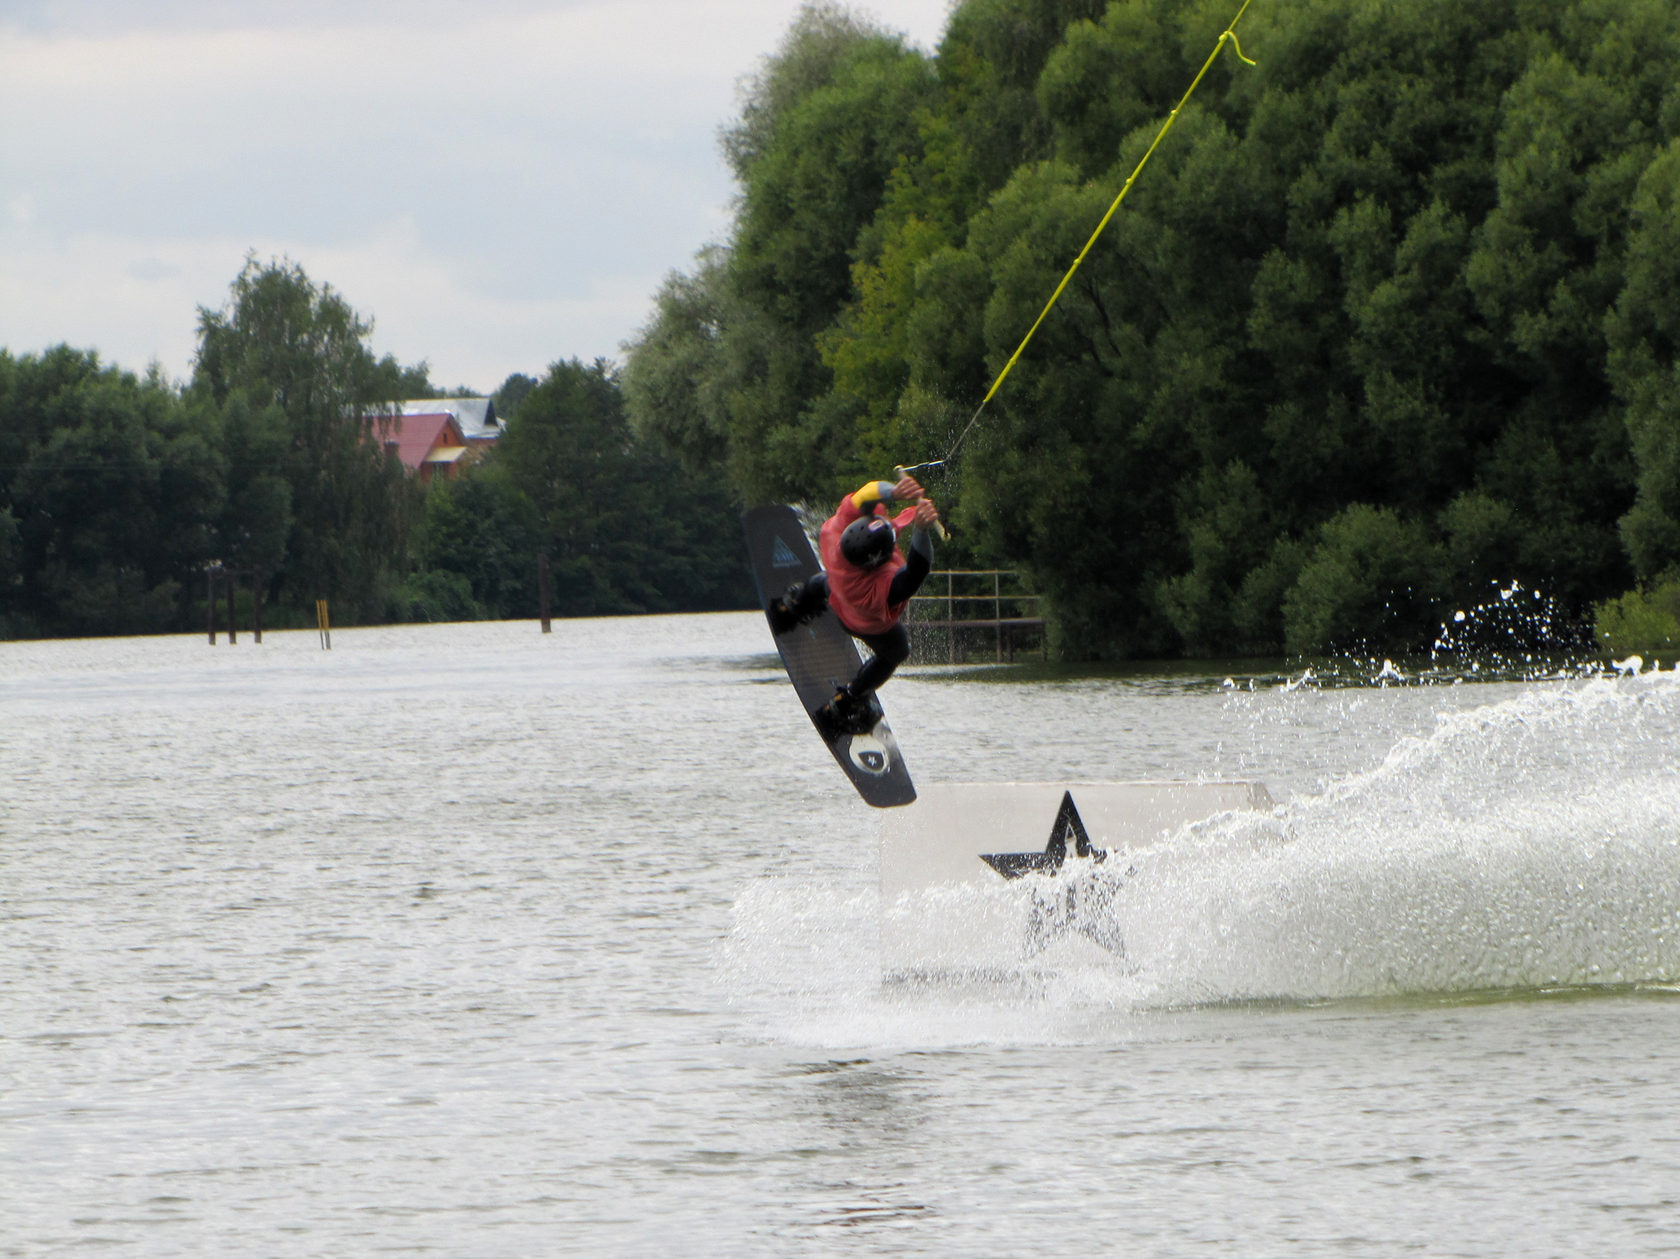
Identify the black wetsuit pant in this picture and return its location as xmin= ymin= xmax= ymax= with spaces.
xmin=788 ymin=571 xmax=911 ymax=696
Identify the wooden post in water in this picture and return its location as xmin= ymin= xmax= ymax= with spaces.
xmin=538 ymin=552 xmax=553 ymax=633
xmin=316 ymin=599 xmax=331 ymax=650
xmin=225 ymin=566 xmax=237 ymax=645
xmin=252 ymin=566 xmax=263 ymax=643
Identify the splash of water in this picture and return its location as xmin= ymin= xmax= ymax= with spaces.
xmin=1423 ymin=579 xmax=1601 ymax=681
xmin=1250 ymin=580 xmax=1613 ymax=690
xmin=1115 ymin=673 xmax=1680 ymax=1005
xmin=725 ymin=674 xmax=1680 ymax=1035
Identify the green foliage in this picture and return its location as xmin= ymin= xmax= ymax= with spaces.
xmin=626 ymin=0 xmax=1680 ymax=658
xmin=2 ymin=251 xmax=752 ymax=638
xmin=409 ymin=464 xmax=540 ymax=619
xmin=0 ymin=347 xmax=223 ymax=635
xmin=20 ymin=0 xmax=1680 ymax=654
xmin=621 ymin=250 xmax=733 ymax=476
xmin=1037 ymin=0 xmax=1194 ymax=178
xmin=392 ymin=568 xmax=484 ymax=623
xmin=1606 ymin=139 xmax=1680 ymax=579
xmin=191 ymin=255 xmax=422 ymax=622
xmin=1159 ymin=460 xmax=1274 ymax=653
xmin=491 ymin=373 xmax=539 ymax=426
xmin=419 ymin=358 xmax=751 ymax=619
xmin=0 ymin=505 xmax=19 ymax=591
xmin=0 ymin=294 xmax=401 ymax=636
xmin=215 ymin=389 xmax=293 ymax=576
xmin=1594 ymin=573 xmax=1680 ymax=656
xmin=627 ymin=5 xmax=937 ymax=505
xmin=938 ymin=0 xmax=1106 ymax=193
xmin=1282 ymin=504 xmax=1444 ymax=654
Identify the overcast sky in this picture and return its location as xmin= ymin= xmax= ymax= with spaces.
xmin=1 ymin=0 xmax=954 ymax=392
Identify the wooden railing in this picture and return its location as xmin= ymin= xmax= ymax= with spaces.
xmin=906 ymin=569 xmax=1046 ymax=663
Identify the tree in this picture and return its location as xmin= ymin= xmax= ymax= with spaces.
xmin=0 ymin=348 xmax=223 ymax=635
xmin=493 ymin=358 xmax=751 ymax=616
xmin=624 ymin=5 xmax=936 ymax=506
xmin=406 ymin=462 xmax=540 ymax=620
xmin=621 ymin=249 xmax=733 ymax=476
xmin=491 ymin=373 xmax=540 ymax=427
xmin=1281 ymin=504 xmax=1444 ymax=655
xmin=1606 ymin=139 xmax=1680 ymax=580
xmin=191 ymin=255 xmax=422 ymax=621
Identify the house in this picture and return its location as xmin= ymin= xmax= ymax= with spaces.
xmin=385 ymin=412 xmax=470 ymax=482
xmin=397 ymin=397 xmax=503 ymax=446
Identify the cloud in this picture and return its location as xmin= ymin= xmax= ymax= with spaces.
xmin=126 ymin=257 xmax=184 ymax=282
xmin=0 ymin=0 xmax=955 ymax=388
xmin=0 ymin=221 xmax=665 ymax=390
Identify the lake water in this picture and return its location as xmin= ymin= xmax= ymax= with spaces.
xmin=4 ymin=615 xmax=1679 ymax=1256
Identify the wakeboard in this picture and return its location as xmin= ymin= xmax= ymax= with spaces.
xmin=742 ymin=505 xmax=917 ymax=808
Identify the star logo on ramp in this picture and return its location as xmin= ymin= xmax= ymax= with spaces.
xmin=980 ymin=791 xmax=1107 ymax=878
xmin=980 ymin=790 xmax=1130 ymax=958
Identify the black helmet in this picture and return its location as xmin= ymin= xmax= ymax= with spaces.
xmin=840 ymin=515 xmax=896 ymax=569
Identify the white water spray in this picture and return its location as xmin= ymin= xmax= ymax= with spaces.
xmin=1103 ymin=674 xmax=1680 ymax=1005
xmin=725 ymin=675 xmax=1680 ymax=1039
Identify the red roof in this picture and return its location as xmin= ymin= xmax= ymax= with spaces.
xmin=384 ymin=412 xmax=466 ymax=471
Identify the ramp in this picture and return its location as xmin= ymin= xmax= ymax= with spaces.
xmin=879 ymin=781 xmax=1272 ymax=975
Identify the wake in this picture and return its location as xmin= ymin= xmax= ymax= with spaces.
xmin=724 ymin=673 xmax=1680 ymax=1039
xmin=1118 ymin=673 xmax=1680 ymax=1005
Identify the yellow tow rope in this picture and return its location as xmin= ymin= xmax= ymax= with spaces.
xmin=941 ymin=0 xmax=1258 ymax=465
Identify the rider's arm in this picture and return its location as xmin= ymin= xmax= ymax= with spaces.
xmin=887 ymin=520 xmax=934 ymax=604
xmin=849 ymin=481 xmax=899 ymax=512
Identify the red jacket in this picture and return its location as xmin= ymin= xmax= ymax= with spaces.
xmin=819 ymin=486 xmax=917 ymax=635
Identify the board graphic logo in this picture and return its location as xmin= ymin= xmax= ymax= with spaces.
xmin=771 ymin=536 xmax=801 ymax=568
xmin=847 ymin=732 xmax=890 ymax=774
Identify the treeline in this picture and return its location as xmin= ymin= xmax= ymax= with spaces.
xmin=406 ymin=356 xmax=749 ymax=624
xmin=0 ymin=257 xmax=750 ymax=639
xmin=624 ymin=0 xmax=1680 ymax=657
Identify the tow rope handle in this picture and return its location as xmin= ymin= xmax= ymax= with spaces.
xmin=894 ymin=465 xmax=950 ymax=540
